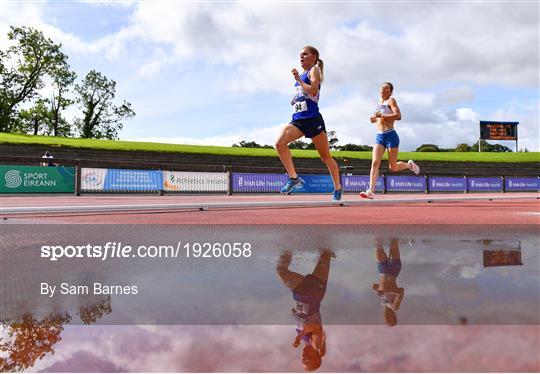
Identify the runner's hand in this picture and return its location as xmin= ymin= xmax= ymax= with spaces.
xmin=291 ymin=68 xmax=300 ymax=81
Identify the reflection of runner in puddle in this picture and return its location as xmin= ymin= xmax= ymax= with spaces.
xmin=277 ymin=249 xmax=333 ymax=371
xmin=372 ymin=238 xmax=405 ymax=327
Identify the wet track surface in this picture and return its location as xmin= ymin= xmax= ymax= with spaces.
xmin=1 ymin=194 xmax=538 ymax=372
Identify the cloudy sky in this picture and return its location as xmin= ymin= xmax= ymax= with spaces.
xmin=1 ymin=0 xmax=538 ymax=151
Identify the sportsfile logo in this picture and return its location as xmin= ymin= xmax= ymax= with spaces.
xmin=4 ymin=170 xmax=22 ymax=188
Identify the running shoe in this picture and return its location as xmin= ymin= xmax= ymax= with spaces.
xmin=280 ymin=177 xmax=304 ymax=194
xmin=408 ymin=160 xmax=420 ymax=175
xmin=332 ymin=189 xmax=343 ymax=201
xmin=360 ymin=189 xmax=375 ymax=199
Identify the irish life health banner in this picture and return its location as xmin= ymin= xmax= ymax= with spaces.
xmin=429 ymin=177 xmax=467 ymax=192
xmin=341 ymin=175 xmax=385 ymax=192
xmin=231 ymin=173 xmax=334 ymax=193
xmin=232 ymin=173 xmax=287 ymax=193
xmin=0 ymin=165 xmax=75 ymax=193
xmin=505 ymin=177 xmax=539 ymax=192
xmin=386 ymin=175 xmax=426 ymax=192
xmin=468 ymin=177 xmax=503 ymax=192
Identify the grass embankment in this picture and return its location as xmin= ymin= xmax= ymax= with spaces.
xmin=1 ymin=133 xmax=539 ymax=163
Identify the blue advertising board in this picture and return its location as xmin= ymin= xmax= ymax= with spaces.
xmin=103 ymin=169 xmax=162 ymax=191
xmin=505 ymin=177 xmax=539 ymax=191
xmin=291 ymin=174 xmax=335 ymax=193
xmin=386 ymin=175 xmax=426 ymax=192
xmin=429 ymin=177 xmax=467 ymax=192
xmin=341 ymin=175 xmax=385 ymax=192
xmin=468 ymin=177 xmax=502 ymax=192
xmin=232 ymin=173 xmax=287 ymax=193
xmin=232 ymin=173 xmax=335 ymax=193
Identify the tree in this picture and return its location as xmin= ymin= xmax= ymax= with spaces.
xmin=288 ymin=140 xmax=310 ymax=149
xmin=48 ymin=62 xmax=77 ymax=136
xmin=0 ymin=313 xmax=71 ymax=372
xmin=74 ymin=70 xmax=135 ymax=139
xmin=78 ymin=297 xmax=112 ymax=325
xmin=232 ymin=140 xmax=273 ymax=149
xmin=337 ymin=143 xmax=373 ymax=151
xmin=327 ymin=130 xmax=339 ymax=150
xmin=233 ymin=140 xmax=259 ymax=148
xmin=17 ymin=99 xmax=51 ymax=135
xmin=0 ymin=26 xmax=69 ymax=132
xmin=488 ymin=143 xmax=512 ymax=152
xmin=455 ymin=143 xmax=471 ymax=152
xmin=416 ymin=144 xmax=440 ymax=152
xmin=284 ymin=132 xmax=338 ymax=151
xmin=455 ymin=141 xmax=512 ymax=152
xmin=477 ymin=140 xmax=512 ymax=152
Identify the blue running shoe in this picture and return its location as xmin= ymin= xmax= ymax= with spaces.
xmin=332 ymin=189 xmax=343 ymax=201
xmin=281 ymin=177 xmax=304 ymax=194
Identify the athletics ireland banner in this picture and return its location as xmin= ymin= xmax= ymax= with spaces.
xmin=164 ymin=171 xmax=228 ymax=192
xmin=0 ymin=165 xmax=75 ymax=193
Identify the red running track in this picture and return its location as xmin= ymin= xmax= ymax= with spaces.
xmin=1 ymin=192 xmax=538 ymax=225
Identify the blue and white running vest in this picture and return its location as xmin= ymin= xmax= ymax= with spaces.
xmin=377 ymin=97 xmax=394 ymax=115
xmin=291 ymin=67 xmax=320 ymax=120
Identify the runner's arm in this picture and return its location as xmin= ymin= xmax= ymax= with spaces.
xmin=292 ymin=66 xmax=320 ymax=97
xmin=391 ymin=287 xmax=405 ymax=310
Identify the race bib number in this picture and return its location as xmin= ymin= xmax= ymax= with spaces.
xmin=292 ymin=100 xmax=308 ymax=113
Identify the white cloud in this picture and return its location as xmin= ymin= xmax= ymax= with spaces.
xmin=137 ymin=60 xmax=162 ymax=79
xmin=435 ymin=86 xmax=475 ymax=106
xmin=456 ymin=108 xmax=479 ymax=122
xmin=460 ymin=264 xmax=482 ymax=280
xmin=127 ymin=123 xmax=284 ymax=147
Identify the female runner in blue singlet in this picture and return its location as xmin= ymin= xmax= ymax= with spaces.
xmin=360 ymin=82 xmax=420 ymax=199
xmin=372 ymin=237 xmax=405 ymax=327
xmin=275 ymin=46 xmax=343 ymax=201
